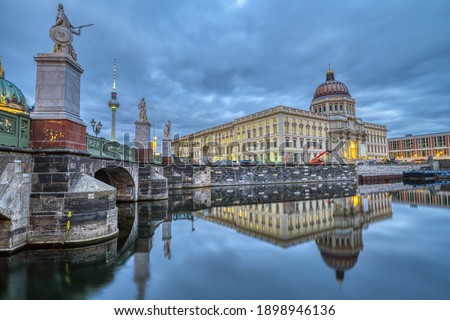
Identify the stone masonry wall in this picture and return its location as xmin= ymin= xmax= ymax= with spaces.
xmin=210 ymin=164 xmax=355 ymax=186
xmin=167 ymin=164 xmax=356 ymax=189
xmin=29 ymin=153 xmax=118 ymax=247
xmin=0 ymin=149 xmax=33 ymax=252
xmin=356 ymin=164 xmax=426 ymax=177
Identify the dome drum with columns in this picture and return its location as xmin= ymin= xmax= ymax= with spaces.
xmin=309 ymin=67 xmax=384 ymax=162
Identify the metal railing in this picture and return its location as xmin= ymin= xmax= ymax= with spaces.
xmin=0 ymin=110 xmax=30 ymax=148
xmin=86 ymin=134 xmax=135 ymax=161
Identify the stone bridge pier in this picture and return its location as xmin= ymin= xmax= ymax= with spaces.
xmin=0 ymin=147 xmax=169 ymax=253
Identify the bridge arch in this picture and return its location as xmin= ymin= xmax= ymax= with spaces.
xmin=95 ymin=166 xmax=136 ymax=202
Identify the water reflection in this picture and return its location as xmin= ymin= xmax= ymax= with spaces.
xmin=1 ymin=182 xmax=450 ymax=299
xmin=194 ymin=190 xmax=392 ymax=283
xmin=393 ymin=183 xmax=450 ymax=208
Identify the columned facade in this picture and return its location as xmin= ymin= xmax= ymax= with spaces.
xmin=173 ymin=68 xmax=388 ymax=164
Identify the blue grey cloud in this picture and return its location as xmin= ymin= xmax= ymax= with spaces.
xmin=2 ymin=0 xmax=450 ymax=141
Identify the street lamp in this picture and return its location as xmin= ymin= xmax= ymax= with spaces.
xmin=90 ymin=118 xmax=102 ymax=137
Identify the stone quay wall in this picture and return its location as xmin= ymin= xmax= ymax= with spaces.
xmin=356 ymin=164 xmax=426 ymax=177
xmin=165 ymin=164 xmax=356 ymax=189
xmin=168 ymin=182 xmax=358 ymax=213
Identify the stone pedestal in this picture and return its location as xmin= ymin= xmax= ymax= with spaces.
xmin=30 ymin=53 xmax=86 ymax=151
xmin=162 ymin=138 xmax=172 ymax=165
xmin=134 ymin=120 xmax=152 ymax=163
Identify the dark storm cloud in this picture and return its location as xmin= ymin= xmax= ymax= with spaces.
xmin=2 ymin=0 xmax=450 ymax=141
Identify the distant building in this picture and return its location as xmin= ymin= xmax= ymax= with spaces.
xmin=173 ymin=67 xmax=388 ymax=164
xmin=388 ymin=132 xmax=450 ymax=162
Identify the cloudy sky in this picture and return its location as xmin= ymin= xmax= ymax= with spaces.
xmin=2 ymin=0 xmax=450 ymax=141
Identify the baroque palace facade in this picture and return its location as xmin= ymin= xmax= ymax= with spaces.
xmin=173 ymin=68 xmax=388 ymax=164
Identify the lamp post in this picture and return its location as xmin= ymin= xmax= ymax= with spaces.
xmin=90 ymin=118 xmax=102 ymax=137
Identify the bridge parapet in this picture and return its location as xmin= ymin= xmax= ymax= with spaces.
xmin=86 ymin=134 xmax=135 ymax=162
xmin=0 ymin=110 xmax=30 ymax=148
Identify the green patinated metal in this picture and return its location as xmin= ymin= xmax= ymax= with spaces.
xmin=0 ymin=110 xmax=30 ymax=148
xmin=86 ymin=134 xmax=135 ymax=161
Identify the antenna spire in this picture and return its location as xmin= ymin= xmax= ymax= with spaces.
xmin=113 ymin=58 xmax=116 ymax=93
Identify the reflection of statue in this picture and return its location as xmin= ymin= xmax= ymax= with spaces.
xmin=49 ymin=4 xmax=92 ymax=61
xmin=138 ymin=98 xmax=148 ymax=121
xmin=164 ymin=120 xmax=171 ymax=139
xmin=163 ymin=240 xmax=171 ymax=259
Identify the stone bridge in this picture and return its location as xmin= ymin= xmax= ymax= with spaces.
xmin=0 ymin=146 xmax=168 ymax=253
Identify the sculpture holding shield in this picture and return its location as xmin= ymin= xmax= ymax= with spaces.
xmin=49 ymin=3 xmax=93 ymax=61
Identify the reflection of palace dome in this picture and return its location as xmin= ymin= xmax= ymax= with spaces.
xmin=316 ymin=232 xmax=362 ymax=284
xmin=0 ymin=61 xmax=28 ymax=111
xmin=312 ymin=67 xmax=351 ymax=101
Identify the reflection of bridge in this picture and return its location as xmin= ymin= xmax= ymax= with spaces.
xmin=0 ymin=200 xmax=168 ymax=299
xmin=0 ymin=183 xmax=394 ymax=298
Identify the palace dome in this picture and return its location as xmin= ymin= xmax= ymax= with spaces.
xmin=313 ymin=67 xmax=351 ymax=100
xmin=0 ymin=62 xmax=28 ymax=111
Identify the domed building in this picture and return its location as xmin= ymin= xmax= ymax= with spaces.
xmin=174 ymin=67 xmax=388 ymax=164
xmin=309 ymin=67 xmax=387 ymax=162
xmin=0 ymin=59 xmax=30 ymax=148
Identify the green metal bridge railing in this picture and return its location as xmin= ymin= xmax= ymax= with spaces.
xmin=0 ymin=110 xmax=30 ymax=148
xmin=86 ymin=134 xmax=135 ymax=161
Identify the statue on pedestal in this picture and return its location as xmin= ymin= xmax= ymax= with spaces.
xmin=138 ymin=97 xmax=148 ymax=122
xmin=49 ymin=3 xmax=93 ymax=61
xmin=164 ymin=120 xmax=171 ymax=139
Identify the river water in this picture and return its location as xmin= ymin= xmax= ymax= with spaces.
xmin=1 ymin=182 xmax=450 ymax=300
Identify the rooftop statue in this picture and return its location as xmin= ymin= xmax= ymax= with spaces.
xmin=164 ymin=120 xmax=171 ymax=139
xmin=138 ymin=97 xmax=148 ymax=121
xmin=49 ymin=3 xmax=93 ymax=61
